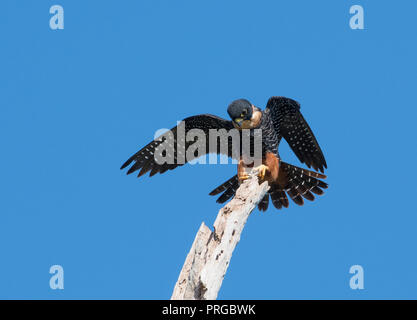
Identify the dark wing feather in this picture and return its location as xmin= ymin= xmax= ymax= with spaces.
xmin=121 ymin=114 xmax=236 ymax=177
xmin=265 ymin=96 xmax=327 ymax=173
xmin=208 ymin=175 xmax=239 ymax=204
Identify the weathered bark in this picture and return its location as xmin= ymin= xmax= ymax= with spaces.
xmin=171 ymin=169 xmax=270 ymax=300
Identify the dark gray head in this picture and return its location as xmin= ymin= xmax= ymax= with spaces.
xmin=227 ymin=99 xmax=253 ymax=126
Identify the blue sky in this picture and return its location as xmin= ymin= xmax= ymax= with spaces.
xmin=0 ymin=0 xmax=416 ymax=299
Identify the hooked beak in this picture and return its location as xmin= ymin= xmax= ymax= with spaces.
xmin=234 ymin=118 xmax=243 ymax=127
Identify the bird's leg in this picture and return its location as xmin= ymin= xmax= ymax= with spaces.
xmin=254 ymin=164 xmax=269 ymax=181
xmin=255 ymin=153 xmax=279 ymax=182
xmin=238 ymin=171 xmax=250 ymax=182
xmin=238 ymin=159 xmax=250 ymax=182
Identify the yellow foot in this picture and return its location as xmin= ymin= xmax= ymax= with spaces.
xmin=238 ymin=173 xmax=250 ymax=182
xmin=255 ymin=164 xmax=269 ymax=180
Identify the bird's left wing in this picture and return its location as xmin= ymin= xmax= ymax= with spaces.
xmin=266 ymin=96 xmax=327 ymax=173
xmin=120 ymin=114 xmax=236 ymax=178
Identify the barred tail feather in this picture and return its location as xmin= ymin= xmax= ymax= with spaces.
xmin=280 ymin=161 xmax=328 ymax=206
xmin=209 ymin=175 xmax=239 ymax=204
xmin=209 ymin=175 xmax=238 ymax=196
xmin=270 ymin=186 xmax=289 ymax=209
xmin=258 ymin=194 xmax=269 ymax=212
xmin=209 ymin=161 xmax=327 ymax=211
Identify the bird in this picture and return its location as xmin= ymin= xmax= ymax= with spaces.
xmin=120 ymin=96 xmax=328 ymax=211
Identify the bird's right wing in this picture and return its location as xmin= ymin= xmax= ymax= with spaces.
xmin=266 ymin=96 xmax=327 ymax=173
xmin=120 ymin=114 xmax=237 ymax=178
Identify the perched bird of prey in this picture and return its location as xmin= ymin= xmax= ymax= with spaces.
xmin=121 ymin=96 xmax=328 ymax=211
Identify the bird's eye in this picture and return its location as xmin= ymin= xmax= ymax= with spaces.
xmin=241 ymin=109 xmax=247 ymax=116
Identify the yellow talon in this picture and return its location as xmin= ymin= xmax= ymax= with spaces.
xmin=256 ymin=164 xmax=269 ymax=180
xmin=238 ymin=173 xmax=250 ymax=182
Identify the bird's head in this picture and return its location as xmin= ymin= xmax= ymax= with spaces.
xmin=227 ymin=99 xmax=254 ymax=128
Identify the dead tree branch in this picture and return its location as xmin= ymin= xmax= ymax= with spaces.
xmin=171 ymin=169 xmax=270 ymax=300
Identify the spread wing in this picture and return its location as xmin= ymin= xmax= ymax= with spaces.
xmin=120 ymin=114 xmax=236 ymax=178
xmin=266 ymin=96 xmax=327 ymax=173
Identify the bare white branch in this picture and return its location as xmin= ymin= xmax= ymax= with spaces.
xmin=171 ymin=169 xmax=269 ymax=300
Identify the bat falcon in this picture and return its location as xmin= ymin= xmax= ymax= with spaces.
xmin=121 ymin=96 xmax=328 ymax=211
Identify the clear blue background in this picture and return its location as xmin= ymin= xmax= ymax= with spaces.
xmin=0 ymin=0 xmax=416 ymax=299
